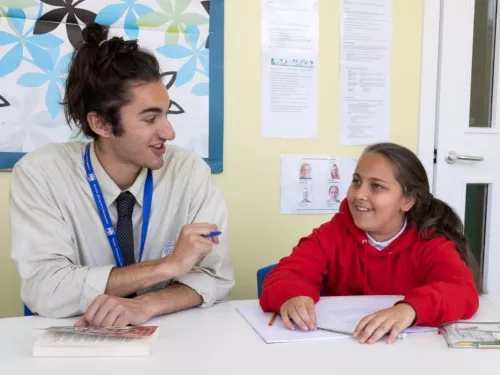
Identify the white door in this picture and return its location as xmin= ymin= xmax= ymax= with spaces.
xmin=434 ymin=0 xmax=500 ymax=294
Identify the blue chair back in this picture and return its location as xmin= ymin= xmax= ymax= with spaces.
xmin=24 ymin=304 xmax=34 ymax=316
xmin=256 ymin=264 xmax=276 ymax=298
xmin=256 ymin=263 xmax=327 ymax=298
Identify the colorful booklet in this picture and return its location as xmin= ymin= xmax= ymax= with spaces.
xmin=439 ymin=322 xmax=500 ymax=349
xmin=33 ymin=326 xmax=160 ymax=357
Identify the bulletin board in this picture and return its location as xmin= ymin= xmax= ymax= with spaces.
xmin=0 ymin=0 xmax=224 ymax=172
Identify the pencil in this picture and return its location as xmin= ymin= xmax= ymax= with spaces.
xmin=268 ymin=312 xmax=277 ymax=326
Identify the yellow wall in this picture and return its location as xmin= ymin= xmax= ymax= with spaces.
xmin=0 ymin=0 xmax=423 ymax=318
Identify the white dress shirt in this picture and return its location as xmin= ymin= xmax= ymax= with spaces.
xmin=366 ymin=219 xmax=408 ymax=250
xmin=10 ymin=141 xmax=234 ymax=317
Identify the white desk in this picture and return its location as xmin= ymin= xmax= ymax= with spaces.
xmin=2 ymin=297 xmax=500 ymax=375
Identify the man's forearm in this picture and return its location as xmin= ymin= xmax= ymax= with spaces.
xmin=135 ymin=283 xmax=203 ymax=317
xmin=104 ymin=259 xmax=177 ymax=297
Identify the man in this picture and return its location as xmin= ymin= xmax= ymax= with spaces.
xmin=301 ymin=188 xmax=311 ymax=203
xmin=10 ymin=23 xmax=234 ymax=327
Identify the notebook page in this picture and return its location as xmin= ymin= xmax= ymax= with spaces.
xmin=315 ymin=295 xmax=436 ymax=334
xmin=235 ymin=303 xmax=348 ymax=344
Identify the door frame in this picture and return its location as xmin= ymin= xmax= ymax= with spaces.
xmin=417 ymin=0 xmax=441 ymax=193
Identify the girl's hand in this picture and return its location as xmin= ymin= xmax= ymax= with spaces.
xmin=280 ymin=296 xmax=317 ymax=331
xmin=354 ymin=303 xmax=416 ymax=344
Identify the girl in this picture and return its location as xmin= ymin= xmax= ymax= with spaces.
xmin=260 ymin=143 xmax=480 ymax=344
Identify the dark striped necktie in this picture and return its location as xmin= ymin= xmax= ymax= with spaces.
xmin=115 ymin=191 xmax=136 ymax=267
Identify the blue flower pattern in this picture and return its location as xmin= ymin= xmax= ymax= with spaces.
xmin=17 ymin=51 xmax=71 ymax=119
xmin=0 ymin=8 xmax=64 ymax=78
xmin=157 ymin=25 xmax=209 ymax=95
xmin=0 ymin=0 xmax=211 ymax=138
xmin=95 ymin=0 xmax=154 ymax=40
xmin=0 ymin=6 xmax=67 ymax=118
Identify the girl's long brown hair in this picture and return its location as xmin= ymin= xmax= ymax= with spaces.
xmin=363 ymin=143 xmax=482 ymax=293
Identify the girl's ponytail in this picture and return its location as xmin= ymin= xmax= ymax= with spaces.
xmin=409 ymin=195 xmax=482 ymax=293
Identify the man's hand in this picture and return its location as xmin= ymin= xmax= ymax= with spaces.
xmin=75 ymin=294 xmax=153 ymax=327
xmin=162 ymin=223 xmax=219 ymax=279
xmin=354 ymin=303 xmax=417 ymax=344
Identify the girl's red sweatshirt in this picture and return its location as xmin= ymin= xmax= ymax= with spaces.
xmin=259 ymin=200 xmax=479 ymax=326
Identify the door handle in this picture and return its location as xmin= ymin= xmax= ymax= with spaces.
xmin=445 ymin=150 xmax=484 ymax=164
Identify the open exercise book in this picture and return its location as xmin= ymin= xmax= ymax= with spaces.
xmin=235 ymin=295 xmax=436 ymax=344
xmin=33 ymin=326 xmax=160 ymax=357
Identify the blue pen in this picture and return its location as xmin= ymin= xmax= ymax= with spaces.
xmin=203 ymin=231 xmax=221 ymax=238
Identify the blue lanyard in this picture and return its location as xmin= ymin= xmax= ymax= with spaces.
xmin=84 ymin=144 xmax=153 ymax=267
